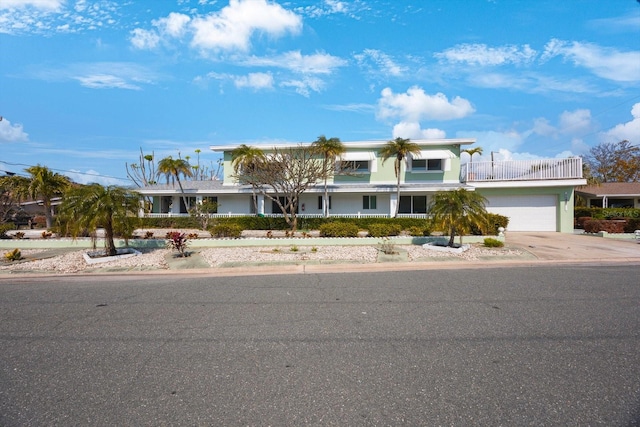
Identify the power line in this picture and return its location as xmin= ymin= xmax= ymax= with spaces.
xmin=0 ymin=161 xmax=129 ymax=181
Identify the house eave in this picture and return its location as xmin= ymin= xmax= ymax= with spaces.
xmin=210 ymin=138 xmax=476 ymax=152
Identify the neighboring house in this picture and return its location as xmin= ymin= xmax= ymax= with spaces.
xmin=575 ymin=182 xmax=640 ymax=208
xmin=135 ymin=139 xmax=587 ymax=232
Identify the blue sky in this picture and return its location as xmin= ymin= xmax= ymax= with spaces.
xmin=1 ymin=0 xmax=639 ymax=186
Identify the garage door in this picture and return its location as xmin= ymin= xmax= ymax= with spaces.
xmin=485 ymin=195 xmax=557 ymax=232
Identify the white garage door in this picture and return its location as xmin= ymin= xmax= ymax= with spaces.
xmin=485 ymin=195 xmax=557 ymax=232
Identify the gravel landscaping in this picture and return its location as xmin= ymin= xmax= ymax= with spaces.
xmin=1 ymin=244 xmax=523 ymax=274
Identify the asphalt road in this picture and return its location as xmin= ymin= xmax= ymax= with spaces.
xmin=1 ymin=265 xmax=639 ymax=426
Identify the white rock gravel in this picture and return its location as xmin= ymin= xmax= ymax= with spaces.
xmin=1 ymin=244 xmax=522 ymax=273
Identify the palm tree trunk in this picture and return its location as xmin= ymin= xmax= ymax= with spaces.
xmin=43 ymin=199 xmax=53 ymax=229
xmin=394 ymin=162 xmax=401 ymax=218
xmin=323 ymin=176 xmax=329 ymax=218
xmin=175 ymin=176 xmax=189 ymax=213
xmin=105 ymin=219 xmax=117 ymax=256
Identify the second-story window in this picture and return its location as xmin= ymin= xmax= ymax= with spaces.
xmin=427 ymin=159 xmax=442 ymax=171
xmin=341 ymin=160 xmax=370 ymax=173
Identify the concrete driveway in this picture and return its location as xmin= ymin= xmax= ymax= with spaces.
xmin=506 ymin=232 xmax=640 ymax=262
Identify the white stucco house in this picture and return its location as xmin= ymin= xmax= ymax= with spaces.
xmin=135 ymin=139 xmax=587 ymax=232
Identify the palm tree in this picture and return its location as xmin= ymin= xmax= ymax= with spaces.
xmin=157 ymin=156 xmax=193 ymax=213
xmin=461 ymin=146 xmax=483 ymax=163
xmin=379 ymin=137 xmax=421 ymax=217
xmin=59 ymin=184 xmax=139 ymax=256
xmin=311 ymin=135 xmax=345 ymax=217
xmin=428 ymin=188 xmax=489 ymax=247
xmin=21 ymin=165 xmax=71 ymax=228
xmin=231 ymin=144 xmax=265 ymax=215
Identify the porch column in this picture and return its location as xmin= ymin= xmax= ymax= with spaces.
xmin=171 ymin=196 xmax=181 ymax=214
xmin=389 ymin=193 xmax=398 ymax=218
xmin=257 ymin=195 xmax=265 ymax=215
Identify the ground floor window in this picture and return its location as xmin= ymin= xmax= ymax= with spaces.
xmin=363 ymin=195 xmax=377 ymax=210
xmin=399 ymin=195 xmax=427 ymax=214
xmin=202 ymin=197 xmax=218 ymax=213
xmin=318 ymin=196 xmax=332 ymax=210
xmin=271 ymin=196 xmax=298 ymax=214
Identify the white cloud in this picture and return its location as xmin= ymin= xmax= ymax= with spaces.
xmin=0 ymin=0 xmax=62 ymax=10
xmin=130 ymin=28 xmax=161 ymax=50
xmin=529 ymin=109 xmax=593 ymax=139
xmin=30 ymin=62 xmax=157 ymax=90
xmin=354 ymin=49 xmax=407 ymax=77
xmin=190 ymin=0 xmax=301 ymax=52
xmin=377 ymin=86 xmax=475 ymax=122
xmin=154 ymin=12 xmax=191 ymax=38
xmin=131 ymin=0 xmax=302 ymax=55
xmin=0 ymin=0 xmax=120 ymax=35
xmin=74 ymin=74 xmax=141 ymax=90
xmin=233 ymin=72 xmax=274 ymax=90
xmin=281 ymin=76 xmax=325 ymax=97
xmin=558 ymin=109 xmax=592 ymax=135
xmin=392 ymin=121 xmax=446 ymax=140
xmin=0 ymin=117 xmax=29 ymax=143
xmin=242 ymin=50 xmax=346 ymax=74
xmin=602 ymin=102 xmax=640 ymax=144
xmin=297 ymin=0 xmax=361 ymax=18
xmin=435 ymin=43 xmax=537 ymax=66
xmin=542 ymin=39 xmax=640 ymax=82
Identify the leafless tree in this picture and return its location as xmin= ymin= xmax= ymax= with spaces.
xmin=232 ymin=145 xmax=331 ymax=231
xmin=583 ymin=140 xmax=640 ymax=183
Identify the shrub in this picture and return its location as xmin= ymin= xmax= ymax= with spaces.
xmin=319 ymin=222 xmax=359 ymax=237
xmin=209 ymin=224 xmax=243 ymax=238
xmin=166 ymin=231 xmax=189 ymax=257
xmin=3 ymin=248 xmax=22 ymax=262
xmin=405 ymin=226 xmax=429 ymax=236
xmin=575 ymin=217 xmax=592 ymax=229
xmin=378 ymin=238 xmax=399 ymax=255
xmin=624 ymin=218 xmax=640 ymax=233
xmin=0 ymin=223 xmax=14 ymax=239
xmin=583 ymin=219 xmax=626 ymax=233
xmin=483 ymin=237 xmax=504 ymax=248
xmin=367 ymin=223 xmax=402 ymax=237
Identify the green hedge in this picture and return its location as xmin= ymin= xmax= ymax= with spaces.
xmin=139 ymin=214 xmax=509 ymax=235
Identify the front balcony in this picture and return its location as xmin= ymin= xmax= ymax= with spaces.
xmin=461 ymin=157 xmax=583 ymax=182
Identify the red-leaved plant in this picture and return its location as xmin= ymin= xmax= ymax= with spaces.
xmin=166 ymin=231 xmax=189 ymax=257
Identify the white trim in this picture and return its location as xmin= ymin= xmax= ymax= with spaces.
xmin=340 ymin=151 xmax=376 ymax=161
xmin=211 ymin=138 xmax=476 ymax=152
xmin=415 ymin=150 xmax=456 ymax=159
xmin=470 ymin=179 xmax=587 ymax=189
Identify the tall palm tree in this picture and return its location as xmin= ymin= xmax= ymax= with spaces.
xmin=21 ymin=165 xmax=71 ymax=228
xmin=231 ymin=144 xmax=265 ymax=215
xmin=462 ymin=146 xmax=483 ymax=163
xmin=379 ymin=137 xmax=421 ymax=217
xmin=59 ymin=184 xmax=139 ymax=256
xmin=311 ymin=135 xmax=344 ymax=217
xmin=428 ymin=188 xmax=489 ymax=247
xmin=157 ymin=156 xmax=193 ymax=213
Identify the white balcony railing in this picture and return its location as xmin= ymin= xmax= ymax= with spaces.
xmin=461 ymin=158 xmax=583 ymax=182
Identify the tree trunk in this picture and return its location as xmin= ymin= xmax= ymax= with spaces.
xmin=448 ymin=227 xmax=456 ymax=247
xmin=394 ymin=172 xmax=401 ymax=218
xmin=43 ymin=200 xmax=53 ymax=229
xmin=105 ymin=220 xmax=117 ymax=256
xmin=323 ymin=177 xmax=329 ymax=218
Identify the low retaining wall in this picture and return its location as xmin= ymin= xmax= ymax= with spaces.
xmin=0 ymin=235 xmax=503 ymax=250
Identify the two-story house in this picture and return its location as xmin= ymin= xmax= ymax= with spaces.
xmin=135 ymin=139 xmax=586 ymax=232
